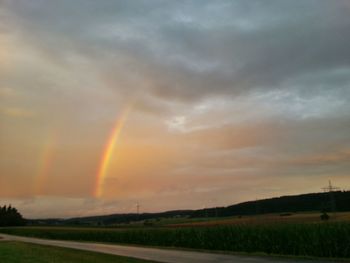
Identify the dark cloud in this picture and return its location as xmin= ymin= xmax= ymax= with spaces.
xmin=3 ymin=0 xmax=350 ymax=102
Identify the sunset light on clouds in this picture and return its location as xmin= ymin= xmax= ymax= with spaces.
xmin=0 ymin=0 xmax=350 ymax=218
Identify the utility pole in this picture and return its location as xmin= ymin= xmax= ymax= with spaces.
xmin=135 ymin=202 xmax=140 ymax=222
xmin=136 ymin=202 xmax=140 ymax=215
xmin=322 ymin=180 xmax=340 ymax=214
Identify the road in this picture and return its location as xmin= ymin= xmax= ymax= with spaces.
xmin=0 ymin=234 xmax=337 ymax=263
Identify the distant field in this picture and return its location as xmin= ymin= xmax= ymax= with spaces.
xmin=1 ymin=222 xmax=350 ymax=259
xmin=0 ymin=241 xmax=156 ymax=263
xmin=109 ymin=211 xmax=350 ymax=228
xmin=165 ymin=211 xmax=350 ymax=227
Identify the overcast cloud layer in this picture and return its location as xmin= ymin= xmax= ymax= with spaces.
xmin=1 ymin=0 xmax=350 ymax=218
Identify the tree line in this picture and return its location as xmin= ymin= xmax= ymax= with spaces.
xmin=0 ymin=205 xmax=26 ymax=226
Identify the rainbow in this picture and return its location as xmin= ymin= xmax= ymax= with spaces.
xmin=94 ymin=106 xmax=132 ymax=198
xmin=35 ymin=133 xmax=57 ymax=195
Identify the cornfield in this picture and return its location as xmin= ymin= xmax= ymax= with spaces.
xmin=1 ymin=223 xmax=349 ymax=259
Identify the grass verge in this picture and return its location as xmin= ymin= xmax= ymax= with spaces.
xmin=0 ymin=241 xmax=157 ymax=263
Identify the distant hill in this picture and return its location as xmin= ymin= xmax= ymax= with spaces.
xmin=27 ymin=191 xmax=350 ymax=226
xmin=191 ymin=191 xmax=350 ymax=218
xmin=27 ymin=210 xmax=193 ymax=226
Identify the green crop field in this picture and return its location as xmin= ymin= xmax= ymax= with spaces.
xmin=1 ymin=222 xmax=350 ymax=259
xmin=0 ymin=241 xmax=156 ymax=263
xmin=165 ymin=211 xmax=350 ymax=227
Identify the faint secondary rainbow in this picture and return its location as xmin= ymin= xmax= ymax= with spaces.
xmin=35 ymin=133 xmax=57 ymax=195
xmin=94 ymin=106 xmax=132 ymax=198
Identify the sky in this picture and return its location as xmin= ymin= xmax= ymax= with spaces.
xmin=1 ymin=0 xmax=350 ymax=218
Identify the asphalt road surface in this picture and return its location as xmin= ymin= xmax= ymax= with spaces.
xmin=0 ymin=234 xmax=338 ymax=263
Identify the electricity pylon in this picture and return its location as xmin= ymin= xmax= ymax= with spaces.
xmin=322 ymin=180 xmax=340 ymax=213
